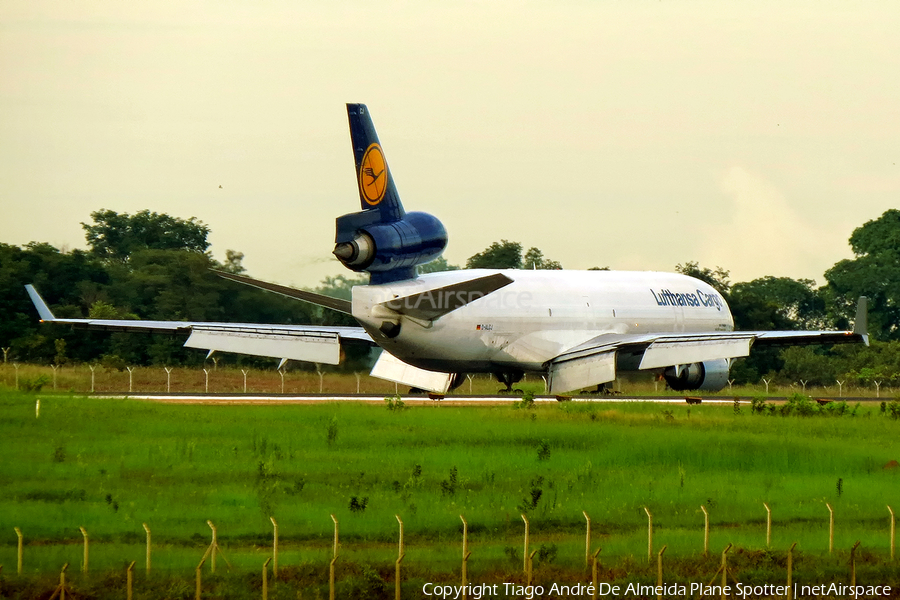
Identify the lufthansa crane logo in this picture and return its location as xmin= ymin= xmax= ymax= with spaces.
xmin=359 ymin=143 xmax=388 ymax=205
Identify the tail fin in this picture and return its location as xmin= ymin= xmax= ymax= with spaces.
xmin=336 ymin=104 xmax=447 ymax=284
xmin=347 ymin=103 xmax=404 ymax=222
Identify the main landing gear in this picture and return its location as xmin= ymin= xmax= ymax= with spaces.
xmin=495 ymin=370 xmax=524 ymax=394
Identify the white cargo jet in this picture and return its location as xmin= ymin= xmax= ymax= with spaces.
xmin=26 ymin=104 xmax=868 ymax=395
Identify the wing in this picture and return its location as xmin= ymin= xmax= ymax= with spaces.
xmin=25 ymin=285 xmax=374 ymax=366
xmin=546 ymin=297 xmax=868 ymax=394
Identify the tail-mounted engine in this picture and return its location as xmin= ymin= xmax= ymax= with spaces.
xmin=333 ymin=210 xmax=447 ymax=284
xmin=335 ymin=104 xmax=448 ymax=284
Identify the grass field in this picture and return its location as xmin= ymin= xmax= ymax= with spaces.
xmin=1 ymin=386 xmax=899 ymax=598
xmin=1 ymin=362 xmax=893 ymax=398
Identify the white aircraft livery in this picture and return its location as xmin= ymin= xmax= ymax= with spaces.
xmin=26 ymin=104 xmax=868 ymax=395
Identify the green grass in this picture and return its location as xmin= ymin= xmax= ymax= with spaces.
xmin=2 ymin=362 xmax=891 ymax=398
xmin=0 ymin=389 xmax=898 ymax=597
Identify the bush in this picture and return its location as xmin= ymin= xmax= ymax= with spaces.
xmin=20 ymin=375 xmax=51 ymax=392
xmin=384 ymin=395 xmax=407 ymax=411
xmin=781 ymin=393 xmax=819 ymax=417
xmin=888 ymin=399 xmax=900 ymax=420
xmin=750 ymin=395 xmax=770 ymax=414
xmin=537 ymin=439 xmax=551 ymax=461
xmin=515 ymin=390 xmax=536 ymax=409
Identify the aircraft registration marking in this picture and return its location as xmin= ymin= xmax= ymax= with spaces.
xmin=476 ymin=324 xmax=493 ymax=331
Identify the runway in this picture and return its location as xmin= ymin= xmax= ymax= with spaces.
xmin=97 ymin=393 xmax=742 ymax=405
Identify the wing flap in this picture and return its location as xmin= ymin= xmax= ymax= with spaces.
xmin=638 ymin=334 xmax=754 ymax=370
xmin=184 ymin=326 xmax=341 ymax=365
xmin=547 ymin=350 xmax=616 ymax=395
xmin=369 ymin=350 xmax=453 ymax=394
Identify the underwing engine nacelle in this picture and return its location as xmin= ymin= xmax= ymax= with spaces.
xmin=333 ymin=210 xmax=447 ymax=284
xmin=664 ymin=359 xmax=730 ymax=391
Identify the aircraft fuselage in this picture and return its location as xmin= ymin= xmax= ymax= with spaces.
xmin=353 ymin=269 xmax=733 ymax=374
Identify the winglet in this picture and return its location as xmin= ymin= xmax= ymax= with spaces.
xmin=25 ymin=285 xmax=56 ymax=321
xmin=853 ymin=296 xmax=868 ymax=345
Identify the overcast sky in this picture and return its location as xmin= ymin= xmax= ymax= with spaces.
xmin=2 ymin=1 xmax=898 ymax=289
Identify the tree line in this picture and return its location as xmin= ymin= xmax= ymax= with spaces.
xmin=2 ymin=208 xmax=899 ymax=388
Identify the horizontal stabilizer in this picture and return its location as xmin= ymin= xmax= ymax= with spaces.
xmin=370 ymin=350 xmax=454 ymax=394
xmin=378 ymin=273 xmax=514 ymax=321
xmin=185 ymin=325 xmax=341 ymax=365
xmin=214 ymin=270 xmax=352 ymax=315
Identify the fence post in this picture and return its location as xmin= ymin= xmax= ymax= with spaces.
xmin=15 ymin=527 xmax=23 ymax=574
xmin=700 ymin=505 xmax=709 ymax=556
xmin=195 ymin=556 xmax=206 ymax=600
xmin=51 ymin=364 xmax=58 ymax=390
xmin=143 ymin=523 xmax=151 ymax=574
xmin=460 ymin=515 xmax=471 ymax=600
xmin=317 ymin=365 xmax=325 ymax=393
xmin=850 ymin=541 xmax=860 ymax=587
xmin=208 ymin=520 xmax=217 ymax=573
xmin=58 ymin=563 xmax=69 ymax=600
xmin=764 ymin=503 xmax=772 ymax=548
xmin=203 ymin=368 xmax=209 ymax=393
xmin=126 ymin=366 xmax=135 ymax=392
xmin=88 ymin=365 xmax=96 ymax=393
xmin=719 ymin=544 xmax=732 ymax=600
xmin=395 ymin=515 xmax=405 ymax=600
xmin=786 ymin=542 xmax=797 ymax=600
xmin=14 ymin=363 xmax=19 ymax=390
xmin=355 ymin=372 xmax=362 ymax=394
xmin=521 ymin=514 xmax=530 ymax=573
xmin=889 ymin=505 xmax=895 ymax=561
xmin=165 ymin=367 xmax=173 ymax=392
xmin=79 ymin=527 xmax=89 ymax=574
xmin=644 ymin=507 xmax=653 ymax=562
xmin=583 ymin=511 xmax=591 ymax=567
xmin=330 ymin=514 xmax=339 ymax=600
xmin=826 ymin=503 xmax=834 ymax=554
xmin=126 ymin=561 xmax=135 ymax=600
xmin=269 ymin=517 xmax=278 ymax=578
xmin=262 ymin=557 xmax=272 ymax=600
xmin=526 ymin=549 xmax=537 ymax=587
xmin=656 ymin=545 xmax=667 ymax=600
xmin=242 ymin=369 xmax=249 ymax=393
xmin=591 ymin=548 xmax=601 ymax=600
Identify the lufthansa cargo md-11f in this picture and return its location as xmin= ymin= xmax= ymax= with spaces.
xmin=26 ymin=104 xmax=868 ymax=395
